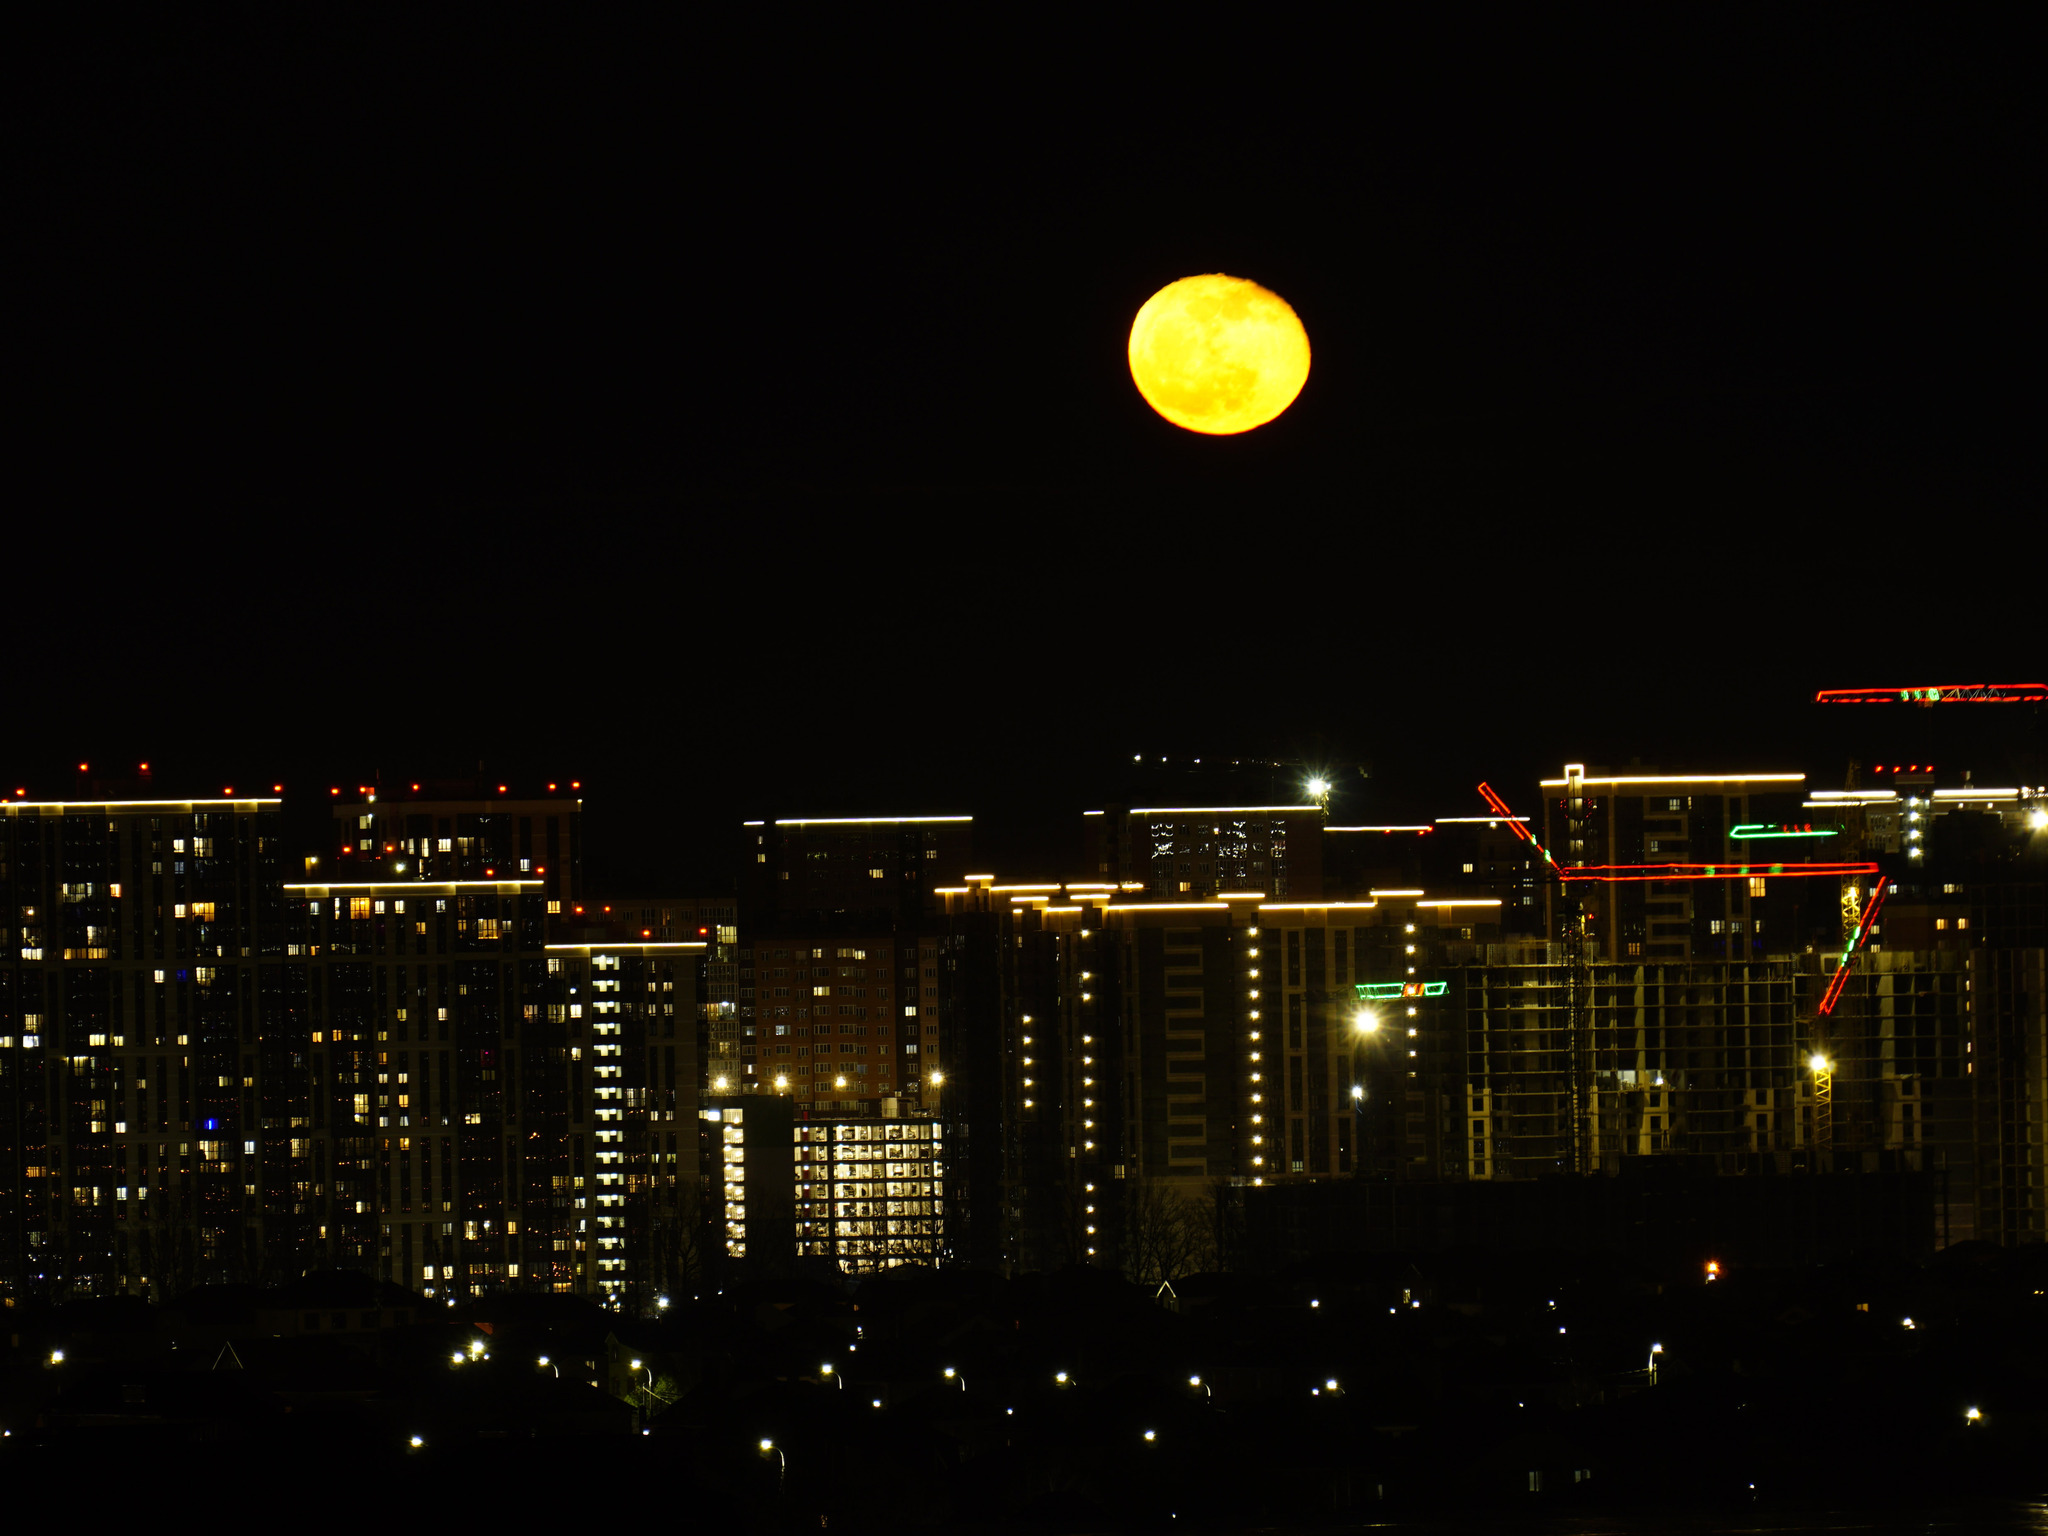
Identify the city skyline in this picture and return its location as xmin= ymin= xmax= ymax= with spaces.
xmin=7 ymin=14 xmax=2041 ymax=1520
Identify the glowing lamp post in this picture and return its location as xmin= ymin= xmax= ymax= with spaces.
xmin=1350 ymin=1010 xmax=1381 ymax=1178
xmin=759 ymin=1438 xmax=785 ymax=1488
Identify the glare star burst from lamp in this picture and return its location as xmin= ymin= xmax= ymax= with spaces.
xmin=1128 ymin=274 xmax=1310 ymax=434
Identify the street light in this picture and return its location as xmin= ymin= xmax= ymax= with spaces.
xmin=759 ymin=1438 xmax=786 ymax=1487
xmin=49 ymin=1349 xmax=64 ymax=1365
xmin=1351 ymin=1009 xmax=1383 ymax=1177
xmin=1190 ymin=1374 xmax=1211 ymax=1398
xmin=944 ymin=1367 xmax=966 ymax=1391
xmin=1649 ymin=1342 xmax=1663 ymax=1384
xmin=1964 ymin=1406 xmax=1982 ymax=1424
xmin=539 ymin=1355 xmax=558 ymax=1377
xmin=1055 ymin=1371 xmax=1070 ymax=1386
xmin=820 ymin=1363 xmax=841 ymax=1389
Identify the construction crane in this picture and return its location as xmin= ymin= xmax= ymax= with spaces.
xmin=1805 ymin=879 xmax=1888 ymax=1156
xmin=1472 ymin=778 xmax=1884 ymax=1177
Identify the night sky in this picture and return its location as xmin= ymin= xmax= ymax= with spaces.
xmin=16 ymin=12 xmax=2038 ymax=887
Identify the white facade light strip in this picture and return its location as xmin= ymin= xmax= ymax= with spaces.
xmin=772 ymin=815 xmax=971 ymax=826
xmin=1128 ymin=805 xmax=1320 ymax=815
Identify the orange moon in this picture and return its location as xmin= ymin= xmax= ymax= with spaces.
xmin=1127 ymin=274 xmax=1311 ymax=434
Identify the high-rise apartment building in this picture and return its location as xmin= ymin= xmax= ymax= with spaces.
xmin=0 ymin=789 xmax=699 ymax=1307
xmin=700 ymin=1092 xmax=793 ymax=1266
xmin=740 ymin=815 xmax=973 ymax=927
xmin=1083 ymin=804 xmax=1324 ymax=897
xmin=1420 ymin=814 xmax=1548 ymax=932
xmin=1536 ymin=767 xmax=1824 ymax=962
xmin=1 ymin=793 xmax=286 ymax=1301
xmin=541 ymin=936 xmax=703 ymax=1306
xmin=563 ymin=895 xmax=738 ymax=1097
xmin=328 ymin=782 xmax=584 ymax=910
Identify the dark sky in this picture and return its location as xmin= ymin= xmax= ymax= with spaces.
xmin=15 ymin=11 xmax=2040 ymax=887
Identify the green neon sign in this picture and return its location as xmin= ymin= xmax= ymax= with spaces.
xmin=1730 ymin=823 xmax=1838 ymax=840
xmin=1355 ymin=981 xmax=1447 ymax=999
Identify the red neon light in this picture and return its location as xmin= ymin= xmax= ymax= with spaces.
xmin=1818 ymin=882 xmax=1889 ymax=1016
xmin=1816 ymin=683 xmax=2048 ymax=704
xmin=1559 ymin=862 xmax=1880 ymax=883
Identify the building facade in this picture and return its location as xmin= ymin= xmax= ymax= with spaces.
xmin=1083 ymin=805 xmax=1325 ymax=898
xmin=1 ymin=795 xmax=287 ymax=1301
xmin=795 ymin=1113 xmax=945 ymax=1272
xmin=740 ymin=815 xmax=973 ymax=928
xmin=736 ymin=930 xmax=940 ymax=1110
xmin=328 ymin=782 xmax=584 ymax=909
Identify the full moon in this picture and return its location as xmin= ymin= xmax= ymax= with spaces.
xmin=1127 ymin=274 xmax=1310 ymax=435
